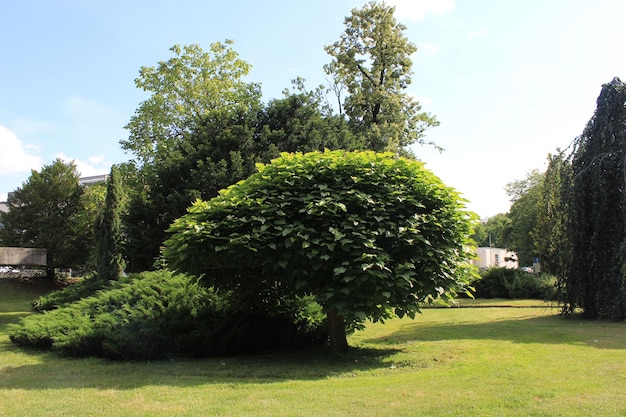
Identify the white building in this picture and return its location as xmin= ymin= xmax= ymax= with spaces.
xmin=473 ymin=247 xmax=518 ymax=269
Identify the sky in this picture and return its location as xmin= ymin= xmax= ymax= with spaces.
xmin=2 ymin=0 xmax=626 ymax=218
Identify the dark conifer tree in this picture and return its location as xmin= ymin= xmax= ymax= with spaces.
xmin=96 ymin=166 xmax=125 ymax=281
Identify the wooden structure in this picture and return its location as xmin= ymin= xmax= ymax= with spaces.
xmin=0 ymin=247 xmax=47 ymax=266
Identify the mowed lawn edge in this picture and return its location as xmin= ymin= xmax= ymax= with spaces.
xmin=1 ymin=279 xmax=625 ymax=417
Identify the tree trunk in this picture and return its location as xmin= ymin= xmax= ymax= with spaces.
xmin=327 ymin=308 xmax=349 ymax=353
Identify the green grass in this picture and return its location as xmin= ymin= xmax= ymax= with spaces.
xmin=1 ymin=278 xmax=625 ymax=416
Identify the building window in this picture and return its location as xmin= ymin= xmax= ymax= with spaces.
xmin=494 ymin=254 xmax=499 ymax=267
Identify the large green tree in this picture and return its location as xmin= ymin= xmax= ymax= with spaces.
xmin=121 ymin=42 xmax=263 ymax=271
xmin=121 ymin=41 xmax=261 ymax=165
xmin=567 ymin=77 xmax=626 ymax=319
xmin=164 ymin=150 xmax=476 ymax=352
xmin=0 ymin=159 xmax=87 ymax=277
xmin=121 ymin=45 xmax=362 ymax=271
xmin=324 ymin=1 xmax=439 ymax=153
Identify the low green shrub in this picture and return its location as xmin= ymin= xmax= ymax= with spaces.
xmin=9 ymin=270 xmax=327 ymax=360
xmin=32 ymin=274 xmax=107 ymax=311
xmin=472 ymin=267 xmax=559 ymax=300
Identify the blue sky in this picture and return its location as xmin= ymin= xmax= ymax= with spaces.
xmin=2 ymin=0 xmax=625 ymax=218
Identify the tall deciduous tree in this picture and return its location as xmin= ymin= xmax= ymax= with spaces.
xmin=164 ymin=150 xmax=476 ymax=352
xmin=324 ymin=1 xmax=439 ymax=153
xmin=534 ymin=152 xmax=572 ymax=282
xmin=95 ymin=166 xmax=125 ymax=281
xmin=505 ymin=170 xmax=543 ymax=266
xmin=121 ymin=41 xmax=261 ymax=165
xmin=567 ymin=77 xmax=626 ymax=319
xmin=0 ymin=159 xmax=87 ymax=277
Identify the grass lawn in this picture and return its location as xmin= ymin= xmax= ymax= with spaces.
xmin=1 ymin=278 xmax=625 ymax=416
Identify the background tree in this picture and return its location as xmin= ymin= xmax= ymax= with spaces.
xmin=164 ymin=150 xmax=476 ymax=352
xmin=534 ymin=152 xmax=572 ymax=281
xmin=567 ymin=77 xmax=626 ymax=319
xmin=472 ymin=213 xmax=511 ymax=248
xmin=120 ymin=41 xmax=261 ymax=165
xmin=0 ymin=159 xmax=87 ymax=277
xmin=74 ymin=182 xmax=107 ymax=272
xmin=324 ymin=1 xmax=439 ymax=153
xmin=505 ymin=170 xmax=543 ymax=266
xmin=120 ymin=44 xmax=364 ymax=272
xmin=95 ymin=166 xmax=126 ymax=281
xmin=258 ymin=82 xmax=364 ymax=154
xmin=125 ymin=93 xmax=363 ymax=272
xmin=121 ymin=42 xmax=263 ymax=271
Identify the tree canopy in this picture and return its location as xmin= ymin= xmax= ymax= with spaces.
xmin=163 ymin=150 xmax=476 ymax=352
xmin=472 ymin=213 xmax=511 ymax=249
xmin=121 ymin=41 xmax=261 ymax=165
xmin=122 ymin=60 xmax=363 ymax=272
xmin=0 ymin=159 xmax=87 ymax=277
xmin=324 ymin=1 xmax=439 ymax=153
xmin=534 ymin=152 xmax=572 ymax=280
xmin=505 ymin=170 xmax=543 ymax=266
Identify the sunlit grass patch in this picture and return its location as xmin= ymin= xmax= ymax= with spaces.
xmin=1 ymin=278 xmax=625 ymax=416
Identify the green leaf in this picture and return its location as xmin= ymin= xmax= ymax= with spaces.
xmin=333 ymin=266 xmax=347 ymax=275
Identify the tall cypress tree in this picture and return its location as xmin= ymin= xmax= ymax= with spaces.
xmin=96 ymin=166 xmax=125 ymax=281
xmin=568 ymin=77 xmax=626 ymax=319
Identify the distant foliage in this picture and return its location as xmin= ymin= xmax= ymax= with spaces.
xmin=0 ymin=159 xmax=88 ymax=276
xmin=10 ymin=270 xmax=326 ymax=360
xmin=472 ymin=213 xmax=511 ymax=248
xmin=472 ymin=268 xmax=559 ymax=300
xmin=505 ymin=170 xmax=543 ymax=266
xmin=534 ymin=152 xmax=573 ymax=292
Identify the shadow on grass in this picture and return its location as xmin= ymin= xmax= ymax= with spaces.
xmin=363 ymin=314 xmax=626 ymax=350
xmin=0 ymin=344 xmax=403 ymax=390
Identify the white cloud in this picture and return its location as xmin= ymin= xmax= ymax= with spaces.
xmin=88 ymin=155 xmax=108 ymax=167
xmin=0 ymin=125 xmax=42 ymax=176
xmin=56 ymin=152 xmax=110 ymax=178
xmin=388 ymin=0 xmax=455 ymax=21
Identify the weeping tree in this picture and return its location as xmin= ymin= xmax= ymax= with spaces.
xmin=566 ymin=77 xmax=626 ymax=319
xmin=163 ymin=150 xmax=476 ymax=352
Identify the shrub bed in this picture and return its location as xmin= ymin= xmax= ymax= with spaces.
xmin=471 ymin=267 xmax=559 ymax=300
xmin=9 ymin=270 xmax=326 ymax=360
